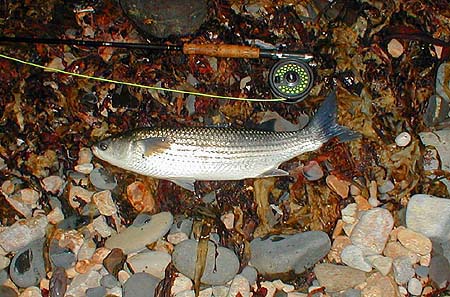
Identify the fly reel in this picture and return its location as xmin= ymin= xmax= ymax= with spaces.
xmin=269 ymin=59 xmax=314 ymax=103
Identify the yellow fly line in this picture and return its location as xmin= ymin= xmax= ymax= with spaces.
xmin=0 ymin=53 xmax=286 ymax=102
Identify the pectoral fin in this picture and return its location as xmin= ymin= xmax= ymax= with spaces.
xmin=137 ymin=137 xmax=171 ymax=157
xmin=257 ymin=168 xmax=289 ymax=178
xmin=169 ymin=179 xmax=196 ymax=191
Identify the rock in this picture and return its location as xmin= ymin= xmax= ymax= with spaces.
xmin=18 ymin=286 xmax=42 ymax=297
xmin=341 ymin=203 xmax=358 ymax=224
xmin=313 ymin=263 xmax=367 ymax=292
xmin=405 ymin=194 xmax=450 ymax=243
xmin=0 ymin=286 xmax=18 ymax=297
xmin=121 ymin=0 xmax=208 ymax=38
xmin=397 ymin=228 xmax=432 ymax=255
xmin=326 ymin=175 xmax=350 ymax=198
xmin=328 ymin=235 xmax=352 ymax=263
xmin=49 ymin=238 xmax=77 ymax=269
xmin=126 ymin=181 xmax=156 ymax=213
xmin=378 ymin=180 xmax=395 ymax=194
xmin=100 ymin=274 xmax=120 ymax=289
xmin=47 ymin=207 xmax=64 ymax=225
xmin=92 ymin=216 xmax=114 ymax=238
xmin=89 ymin=167 xmax=117 ymax=190
xmin=341 ymin=244 xmax=372 ymax=272
xmin=103 ymin=248 xmax=126 ymax=277
xmin=302 ymin=161 xmax=324 ymax=181
xmin=49 ymin=266 xmax=68 ymax=297
xmin=250 ymin=231 xmax=330 ymax=276
xmin=171 ymin=274 xmax=193 ymax=295
xmin=407 ymin=278 xmax=422 ymax=296
xmin=68 ymin=185 xmax=94 ymax=208
xmin=395 ymin=132 xmax=411 ymax=147
xmin=240 ymin=266 xmax=258 ymax=285
xmin=392 ymin=256 xmax=415 ymax=285
xmin=350 ymin=208 xmax=394 ymax=255
xmin=429 ymin=254 xmax=450 ymax=289
xmin=41 ymin=176 xmax=65 ymax=194
xmin=387 ymin=38 xmax=404 ymax=58
xmin=127 ymin=250 xmax=171 ymax=279
xmin=0 ymin=255 xmax=10 ymax=270
xmin=383 ymin=241 xmax=418 ymax=264
xmin=172 ymin=239 xmax=239 ymax=285
xmin=423 ymin=95 xmax=449 ymax=127
xmin=92 ymin=190 xmax=117 ymax=216
xmin=366 ymin=255 xmax=392 ymax=276
xmin=361 ymin=272 xmax=398 ymax=297
xmin=86 ymin=286 xmax=107 ymax=297
xmin=415 ymin=265 xmax=429 ymax=278
xmin=77 ymin=239 xmax=97 ymax=261
xmin=123 ymin=272 xmax=160 ymax=297
xmin=78 ymin=147 xmax=93 ymax=164
xmin=228 ymin=275 xmax=250 ymax=297
xmin=74 ymin=163 xmax=94 ymax=174
xmin=105 ymin=212 xmax=173 ymax=254
xmin=9 ymin=238 xmax=46 ymax=288
xmin=0 ymin=215 xmax=48 ymax=253
xmin=66 ymin=269 xmax=102 ymax=297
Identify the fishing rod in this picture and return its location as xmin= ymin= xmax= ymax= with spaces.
xmin=0 ymin=36 xmax=315 ymax=103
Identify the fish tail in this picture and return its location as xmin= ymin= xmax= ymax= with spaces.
xmin=304 ymin=91 xmax=360 ymax=143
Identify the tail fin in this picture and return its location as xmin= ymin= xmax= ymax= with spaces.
xmin=305 ymin=91 xmax=360 ymax=143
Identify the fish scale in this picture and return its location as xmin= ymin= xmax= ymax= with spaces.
xmin=92 ymin=92 xmax=359 ymax=191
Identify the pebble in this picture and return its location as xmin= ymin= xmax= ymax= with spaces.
xmin=221 ymin=212 xmax=234 ymax=230
xmin=378 ymin=180 xmax=395 ymax=194
xmin=328 ymin=235 xmax=352 ymax=263
xmin=228 ymin=275 xmax=250 ymax=297
xmin=68 ymin=185 xmax=94 ymax=208
xmin=171 ymin=274 xmax=193 ymax=295
xmin=301 ymin=161 xmax=324 ymax=181
xmin=397 ymin=228 xmax=432 ymax=255
xmin=47 ymin=207 xmax=65 ymax=225
xmin=341 ymin=203 xmax=357 ymax=224
xmin=407 ymin=278 xmax=422 ymax=296
xmin=49 ymin=238 xmax=76 ymax=269
xmin=78 ymin=147 xmax=93 ymax=164
xmin=123 ymin=272 xmax=160 ymax=297
xmin=350 ymin=208 xmax=393 ymax=255
xmin=105 ymin=212 xmax=173 ymax=254
xmin=0 ymin=286 xmax=18 ymax=297
xmin=77 ymin=239 xmax=97 ymax=261
xmin=366 ymin=255 xmax=392 ymax=276
xmin=0 ymin=215 xmax=48 ymax=253
xmin=387 ymin=38 xmax=404 ymax=58
xmin=92 ymin=190 xmax=117 ymax=216
xmin=19 ymin=286 xmax=42 ymax=297
xmin=172 ymin=239 xmax=239 ymax=285
xmin=86 ymin=286 xmax=107 ymax=297
xmin=326 ymin=175 xmax=350 ymax=198
xmin=127 ymin=250 xmax=171 ymax=279
xmin=361 ymin=272 xmax=397 ymax=297
xmin=126 ymin=181 xmax=156 ymax=213
xmin=240 ymin=266 xmax=258 ymax=285
xmin=0 ymin=255 xmax=10 ymax=270
xmin=92 ymin=215 xmax=114 ymax=238
xmin=74 ymin=163 xmax=94 ymax=174
xmin=340 ymin=244 xmax=372 ymax=272
xmin=313 ymin=263 xmax=367 ymax=293
xmin=424 ymin=95 xmax=450 ymax=127
xmin=103 ymin=248 xmax=126 ymax=277
xmin=250 ymin=231 xmax=330 ymax=275
xmin=395 ymin=132 xmax=411 ymax=147
xmin=5 ymin=193 xmax=33 ymax=218
xmin=49 ymin=266 xmax=68 ymax=297
xmin=41 ymin=176 xmax=64 ymax=195
xmin=89 ymin=167 xmax=117 ymax=190
xmin=10 ymin=238 xmax=46 ymax=288
xmin=429 ymin=254 xmax=450 ymax=288
xmin=65 ymin=269 xmax=102 ymax=296
xmin=100 ymin=274 xmax=120 ymax=289
xmin=383 ymin=241 xmax=418 ymax=264
xmin=406 ymin=194 xmax=450 ymax=242
xmin=392 ymin=256 xmax=415 ymax=285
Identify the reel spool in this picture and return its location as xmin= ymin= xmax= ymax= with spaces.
xmin=269 ymin=59 xmax=314 ymax=103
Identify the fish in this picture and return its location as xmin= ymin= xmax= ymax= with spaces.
xmin=91 ymin=92 xmax=359 ymax=191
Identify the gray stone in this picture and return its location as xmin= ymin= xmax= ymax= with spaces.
xmin=66 ymin=269 xmax=102 ymax=296
xmin=240 ymin=266 xmax=258 ymax=285
xmin=105 ymin=212 xmax=173 ymax=254
xmin=9 ymin=238 xmax=46 ymax=288
xmin=392 ymin=256 xmax=415 ymax=285
xmin=0 ymin=269 xmax=8 ymax=284
xmin=100 ymin=274 xmax=120 ymax=289
xmin=49 ymin=239 xmax=76 ymax=269
xmin=429 ymin=254 xmax=450 ymax=289
xmin=406 ymin=194 xmax=450 ymax=243
xmin=350 ymin=208 xmax=394 ymax=255
xmin=86 ymin=286 xmax=107 ymax=297
xmin=123 ymin=272 xmax=160 ymax=297
xmin=313 ymin=263 xmax=367 ymax=293
xmin=127 ymin=250 xmax=171 ymax=279
xmin=415 ymin=265 xmax=429 ymax=278
xmin=367 ymin=255 xmax=392 ymax=276
xmin=250 ymin=231 xmax=331 ymax=276
xmin=172 ymin=239 xmax=239 ymax=285
xmin=340 ymin=245 xmax=372 ymax=272
xmin=89 ymin=167 xmax=117 ymax=190
xmin=407 ymin=278 xmax=422 ymax=296
xmin=0 ymin=215 xmax=48 ymax=253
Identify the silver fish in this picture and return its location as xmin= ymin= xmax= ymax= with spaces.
xmin=92 ymin=92 xmax=359 ymax=191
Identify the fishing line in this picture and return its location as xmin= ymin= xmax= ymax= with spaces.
xmin=0 ymin=53 xmax=286 ymax=102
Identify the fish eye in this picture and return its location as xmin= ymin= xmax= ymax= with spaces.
xmin=99 ymin=142 xmax=108 ymax=151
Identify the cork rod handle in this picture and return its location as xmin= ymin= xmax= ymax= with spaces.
xmin=182 ymin=43 xmax=260 ymax=59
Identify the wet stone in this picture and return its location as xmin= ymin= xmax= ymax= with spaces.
xmin=89 ymin=167 xmax=117 ymax=190
xmin=9 ymin=238 xmax=46 ymax=288
xmin=429 ymin=254 xmax=450 ymax=289
xmin=313 ymin=263 xmax=367 ymax=293
xmin=326 ymin=175 xmax=350 ymax=198
xmin=105 ymin=212 xmax=173 ymax=254
xmin=127 ymin=250 xmax=171 ymax=279
xmin=406 ymin=194 xmax=450 ymax=243
xmin=123 ymin=272 xmax=160 ymax=297
xmin=392 ymin=256 xmax=415 ymax=285
xmin=49 ymin=266 xmax=68 ymax=297
xmin=103 ymin=248 xmax=126 ymax=277
xmin=350 ymin=208 xmax=394 ymax=255
xmin=0 ymin=214 xmax=48 ymax=253
xmin=250 ymin=231 xmax=331 ymax=276
xmin=126 ymin=181 xmax=156 ymax=213
xmin=302 ymin=161 xmax=324 ymax=181
xmin=172 ymin=239 xmax=239 ymax=285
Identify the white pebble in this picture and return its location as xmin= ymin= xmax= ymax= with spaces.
xmin=395 ymin=132 xmax=411 ymax=147
xmin=407 ymin=278 xmax=423 ymax=296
